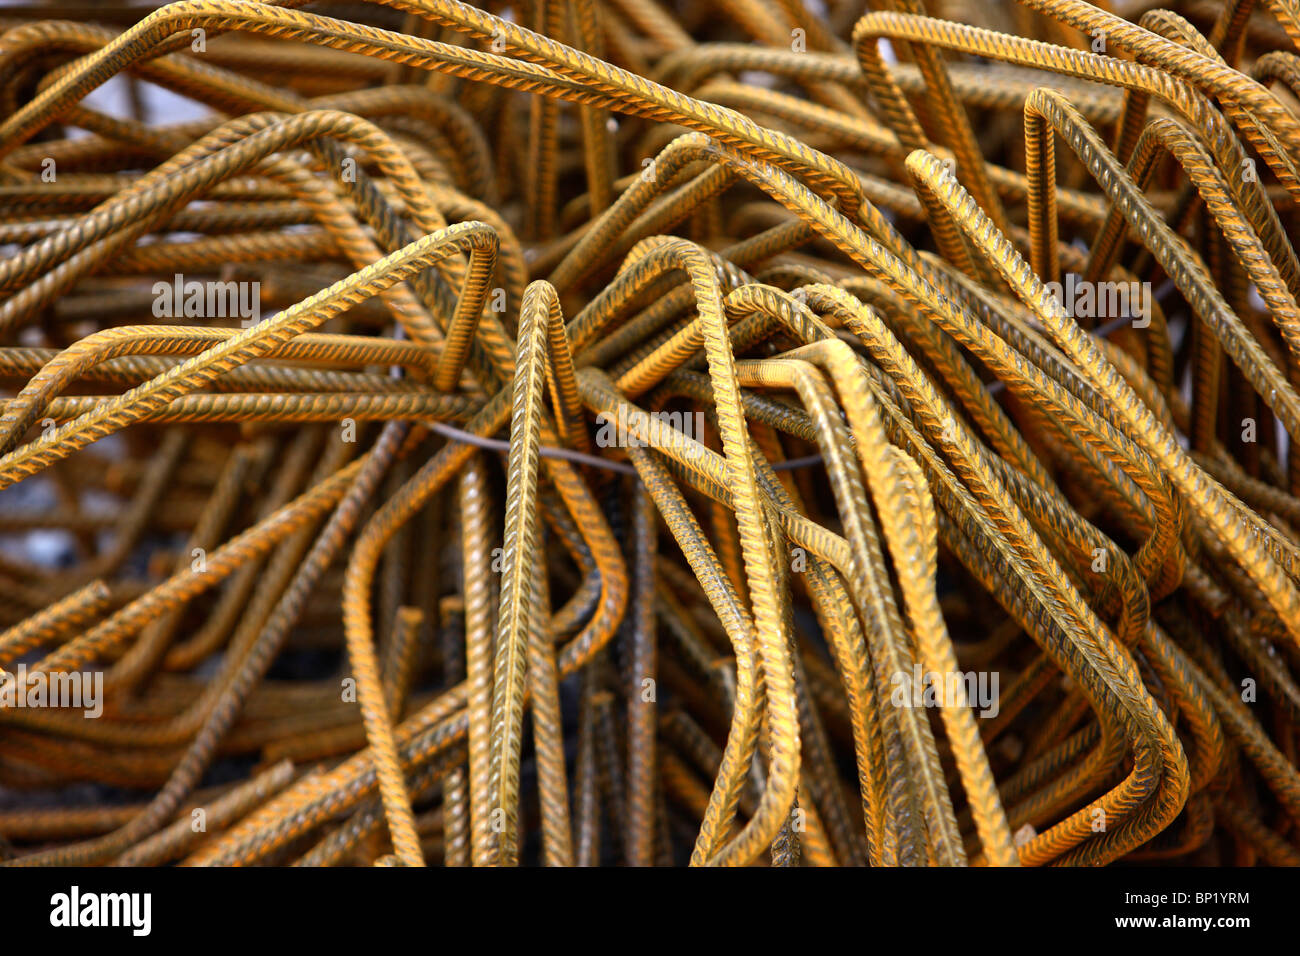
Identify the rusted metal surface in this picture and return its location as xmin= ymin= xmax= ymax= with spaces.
xmin=0 ymin=0 xmax=1297 ymax=867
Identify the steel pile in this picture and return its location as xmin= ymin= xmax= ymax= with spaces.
xmin=0 ymin=0 xmax=1298 ymax=867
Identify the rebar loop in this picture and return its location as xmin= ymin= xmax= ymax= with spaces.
xmin=0 ymin=0 xmax=1297 ymax=867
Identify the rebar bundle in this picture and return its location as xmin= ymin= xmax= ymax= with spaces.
xmin=0 ymin=0 xmax=1298 ymax=868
